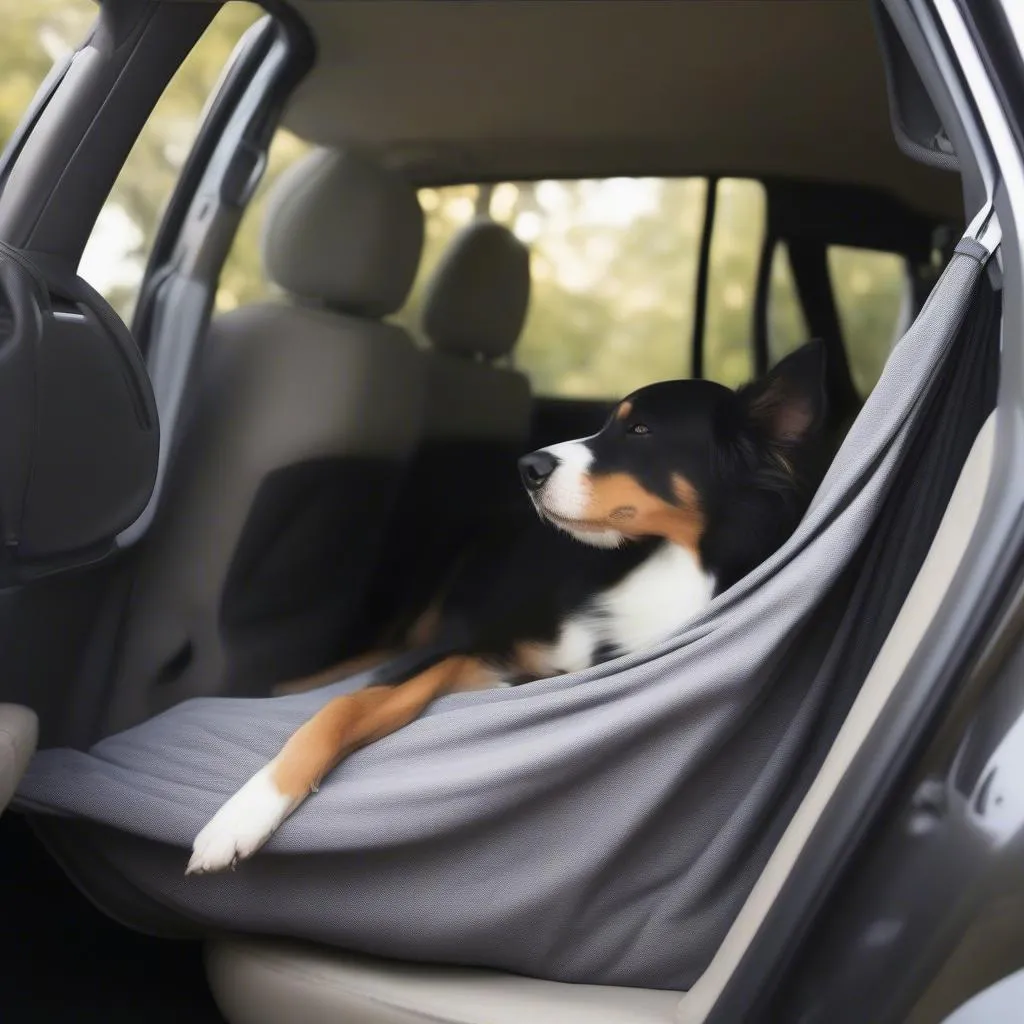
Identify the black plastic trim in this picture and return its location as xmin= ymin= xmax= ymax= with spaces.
xmin=134 ymin=1 xmax=316 ymax=348
xmin=690 ymin=176 xmax=717 ymax=379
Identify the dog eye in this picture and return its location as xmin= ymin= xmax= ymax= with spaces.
xmin=629 ymin=423 xmax=650 ymax=436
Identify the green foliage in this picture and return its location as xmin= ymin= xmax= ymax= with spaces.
xmin=0 ymin=0 xmax=263 ymax=319
xmin=217 ymin=129 xmax=310 ymax=313
xmin=394 ymin=178 xmax=906 ymax=397
xmin=0 ymin=0 xmax=93 ymax=144
xmin=1 ymin=0 xmax=908 ymax=399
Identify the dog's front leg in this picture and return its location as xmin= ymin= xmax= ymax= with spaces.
xmin=186 ymin=655 xmax=494 ymax=874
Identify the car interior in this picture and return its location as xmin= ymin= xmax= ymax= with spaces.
xmin=1 ymin=1 xmax=1022 ymax=1022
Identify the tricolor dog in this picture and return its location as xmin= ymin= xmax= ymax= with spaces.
xmin=188 ymin=340 xmax=831 ymax=874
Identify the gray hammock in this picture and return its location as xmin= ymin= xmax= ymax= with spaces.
xmin=12 ymin=240 xmax=998 ymax=990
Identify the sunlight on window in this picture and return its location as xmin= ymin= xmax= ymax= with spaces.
xmin=513 ymin=211 xmax=543 ymax=244
xmin=213 ymin=157 xmax=915 ymax=403
xmin=0 ymin=1 xmax=96 ymax=150
xmin=829 ymin=246 xmax=909 ymax=394
xmin=768 ymin=243 xmax=810 ymax=362
xmin=446 ymin=195 xmax=476 ymax=227
xmin=79 ymin=206 xmax=144 ymax=298
xmin=397 ymin=177 xmax=708 ymax=397
xmin=217 ymin=128 xmax=312 ymax=312
xmin=491 ymin=181 xmax=519 ymax=221
xmin=77 ymin=1 xmax=263 ymax=322
xmin=703 ymin=178 xmax=765 ymax=388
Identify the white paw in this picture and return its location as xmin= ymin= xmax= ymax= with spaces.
xmin=186 ymin=764 xmax=298 ymax=875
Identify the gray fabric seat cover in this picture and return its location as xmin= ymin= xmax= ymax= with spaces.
xmin=14 ymin=248 xmax=988 ymax=990
xmin=97 ymin=148 xmax=427 ymax=736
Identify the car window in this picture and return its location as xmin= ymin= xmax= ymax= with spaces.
xmin=702 ymin=178 xmax=764 ymax=388
xmin=215 ymin=157 xmax=915 ymax=400
xmin=399 ymin=178 xmax=709 ymax=398
xmin=402 ymin=177 xmax=913 ymax=400
xmin=828 ymin=246 xmax=910 ymax=394
xmin=767 ymin=243 xmax=811 ymax=363
xmin=769 ymin=243 xmax=909 ymax=395
xmin=74 ymin=1 xmax=263 ymax=324
xmin=0 ymin=1 xmax=96 ymax=148
xmin=216 ymin=128 xmax=313 ymax=314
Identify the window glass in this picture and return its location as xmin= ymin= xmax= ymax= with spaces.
xmin=767 ymin=242 xmax=810 ymax=363
xmin=77 ymin=1 xmax=263 ymax=322
xmin=402 ymin=178 xmax=708 ymax=398
xmin=702 ymin=178 xmax=765 ymax=388
xmin=218 ymin=160 xmax=914 ymax=402
xmin=828 ymin=246 xmax=909 ymax=394
xmin=216 ymin=129 xmax=313 ymax=313
xmin=0 ymin=0 xmax=96 ymax=149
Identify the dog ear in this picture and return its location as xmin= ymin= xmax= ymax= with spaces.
xmin=737 ymin=339 xmax=829 ymax=447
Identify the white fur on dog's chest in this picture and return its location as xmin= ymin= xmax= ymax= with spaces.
xmin=544 ymin=543 xmax=715 ymax=673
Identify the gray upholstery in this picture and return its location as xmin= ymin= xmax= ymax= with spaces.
xmin=98 ymin=152 xmax=427 ymax=736
xmin=14 ymin=247 xmax=994 ymax=991
xmin=423 ymin=217 xmax=531 ymax=360
xmin=263 ymin=147 xmax=424 ymax=317
xmin=204 ymin=411 xmax=999 ymax=1024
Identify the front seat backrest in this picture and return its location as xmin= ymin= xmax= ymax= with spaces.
xmin=101 ymin=148 xmax=427 ymax=736
xmin=360 ymin=218 xmax=533 ymax=649
xmin=420 ymin=217 xmax=533 ymax=516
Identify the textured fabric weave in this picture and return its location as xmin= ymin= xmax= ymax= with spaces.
xmin=14 ymin=251 xmax=994 ymax=989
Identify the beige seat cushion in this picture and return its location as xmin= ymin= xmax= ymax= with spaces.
xmin=205 ymin=935 xmax=681 ymax=1024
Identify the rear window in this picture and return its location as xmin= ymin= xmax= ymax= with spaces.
xmin=399 ymin=177 xmax=912 ymax=398
xmin=828 ymin=246 xmax=910 ymax=394
xmin=399 ymin=179 xmax=708 ymax=396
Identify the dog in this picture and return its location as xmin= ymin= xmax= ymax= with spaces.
xmin=187 ymin=340 xmax=832 ymax=875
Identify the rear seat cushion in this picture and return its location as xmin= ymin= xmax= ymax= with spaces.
xmin=204 ymin=935 xmax=682 ymax=1024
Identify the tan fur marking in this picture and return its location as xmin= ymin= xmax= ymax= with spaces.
xmin=615 ymin=400 xmax=633 ymax=421
xmin=580 ymin=472 xmax=705 ymax=551
xmin=270 ymin=656 xmax=496 ymax=800
xmin=510 ymin=641 xmax=556 ymax=679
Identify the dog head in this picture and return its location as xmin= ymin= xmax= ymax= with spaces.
xmin=518 ymin=340 xmax=830 ymax=562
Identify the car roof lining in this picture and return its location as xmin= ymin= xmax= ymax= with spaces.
xmin=280 ymin=0 xmax=963 ymax=221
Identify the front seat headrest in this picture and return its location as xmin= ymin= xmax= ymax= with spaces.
xmin=261 ymin=148 xmax=424 ymax=318
xmin=422 ymin=218 xmax=531 ymax=360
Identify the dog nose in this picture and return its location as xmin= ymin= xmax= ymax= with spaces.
xmin=519 ymin=451 xmax=558 ymax=491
